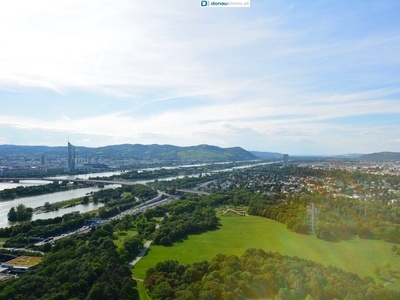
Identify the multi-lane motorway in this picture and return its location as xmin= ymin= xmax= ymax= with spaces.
xmin=32 ymin=191 xmax=178 ymax=246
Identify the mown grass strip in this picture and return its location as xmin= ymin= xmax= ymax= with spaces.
xmin=136 ymin=281 xmax=151 ymax=300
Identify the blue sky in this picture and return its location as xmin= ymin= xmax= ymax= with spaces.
xmin=0 ymin=0 xmax=400 ymax=155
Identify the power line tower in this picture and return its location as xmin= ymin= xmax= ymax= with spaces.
xmin=307 ymin=203 xmax=319 ymax=234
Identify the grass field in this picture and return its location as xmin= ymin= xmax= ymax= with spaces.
xmin=132 ymin=211 xmax=400 ymax=290
xmin=136 ymin=281 xmax=151 ymax=300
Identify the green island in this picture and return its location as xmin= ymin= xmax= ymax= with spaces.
xmin=0 ymin=181 xmax=91 ymax=201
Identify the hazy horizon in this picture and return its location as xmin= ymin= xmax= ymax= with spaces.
xmin=0 ymin=142 xmax=384 ymax=157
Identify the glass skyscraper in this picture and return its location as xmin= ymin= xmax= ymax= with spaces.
xmin=68 ymin=142 xmax=75 ymax=171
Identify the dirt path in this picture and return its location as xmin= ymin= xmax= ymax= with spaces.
xmin=132 ymin=276 xmax=144 ymax=282
xmin=383 ymin=278 xmax=396 ymax=287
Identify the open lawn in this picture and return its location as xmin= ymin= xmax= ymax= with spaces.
xmin=136 ymin=281 xmax=151 ymax=300
xmin=132 ymin=212 xmax=400 ymax=290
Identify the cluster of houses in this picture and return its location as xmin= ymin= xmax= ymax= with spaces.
xmin=198 ymin=164 xmax=400 ymax=206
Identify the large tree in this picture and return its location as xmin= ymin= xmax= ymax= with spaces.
xmin=7 ymin=207 xmax=17 ymax=222
xmin=7 ymin=204 xmax=33 ymax=222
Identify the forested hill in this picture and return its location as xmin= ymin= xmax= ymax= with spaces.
xmin=250 ymin=150 xmax=282 ymax=159
xmin=360 ymin=151 xmax=400 ymax=161
xmin=0 ymin=144 xmax=257 ymax=161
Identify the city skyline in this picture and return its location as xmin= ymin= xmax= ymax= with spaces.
xmin=1 ymin=1 xmax=400 ymax=155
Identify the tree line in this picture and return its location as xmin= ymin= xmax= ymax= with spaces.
xmin=145 ymin=248 xmax=400 ymax=300
xmin=153 ymin=198 xmax=219 ymax=246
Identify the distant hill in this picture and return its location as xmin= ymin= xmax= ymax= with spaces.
xmin=0 ymin=145 xmax=66 ymax=155
xmin=86 ymin=144 xmax=257 ymax=161
xmin=0 ymin=144 xmax=257 ymax=162
xmin=250 ymin=151 xmax=282 ymax=159
xmin=359 ymin=152 xmax=400 ymax=161
xmin=332 ymin=153 xmax=364 ymax=159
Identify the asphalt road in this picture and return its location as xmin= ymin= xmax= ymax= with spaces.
xmin=33 ymin=191 xmax=178 ymax=246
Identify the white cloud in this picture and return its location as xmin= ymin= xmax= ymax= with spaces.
xmin=0 ymin=0 xmax=271 ymax=101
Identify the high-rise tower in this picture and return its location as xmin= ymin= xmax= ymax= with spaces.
xmin=41 ymin=155 xmax=47 ymax=165
xmin=68 ymin=142 xmax=75 ymax=171
xmin=283 ymin=154 xmax=289 ymax=167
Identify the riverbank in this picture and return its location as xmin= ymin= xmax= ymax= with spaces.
xmin=0 ymin=182 xmax=90 ymax=201
xmin=34 ymin=195 xmax=95 ymax=214
xmin=0 ymin=186 xmax=114 ymax=229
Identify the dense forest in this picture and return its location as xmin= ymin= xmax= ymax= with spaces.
xmin=145 ymin=248 xmax=400 ymax=300
xmin=153 ymin=198 xmax=219 ymax=245
xmin=0 ymin=226 xmax=139 ymax=299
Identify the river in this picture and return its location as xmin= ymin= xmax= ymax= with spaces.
xmin=0 ymin=162 xmax=276 ymax=228
xmin=0 ymin=185 xmax=122 ymax=229
xmin=0 ymin=171 xmax=125 ymax=192
xmin=0 ymin=171 xmax=124 ymax=229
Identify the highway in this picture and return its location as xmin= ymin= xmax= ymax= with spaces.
xmin=33 ymin=190 xmax=178 ymax=246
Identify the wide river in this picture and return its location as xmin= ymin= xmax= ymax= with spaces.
xmin=0 ymin=162 xmax=275 ymax=228
xmin=0 ymin=171 xmax=123 ymax=229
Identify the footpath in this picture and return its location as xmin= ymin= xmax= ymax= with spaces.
xmin=383 ymin=278 xmax=396 ymax=287
xmin=127 ymin=217 xmax=164 ymax=281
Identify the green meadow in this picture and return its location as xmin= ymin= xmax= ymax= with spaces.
xmin=136 ymin=281 xmax=151 ymax=300
xmin=132 ymin=211 xmax=400 ymax=290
